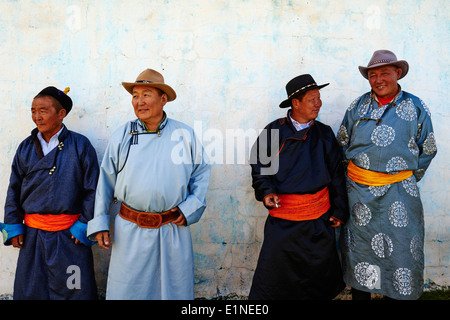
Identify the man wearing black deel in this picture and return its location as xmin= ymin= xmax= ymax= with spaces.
xmin=249 ymin=74 xmax=348 ymax=300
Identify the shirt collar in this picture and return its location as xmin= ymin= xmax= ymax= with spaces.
xmin=138 ymin=112 xmax=168 ymax=133
xmin=37 ymin=125 xmax=64 ymax=144
xmin=372 ymin=85 xmax=402 ymax=106
xmin=288 ymin=110 xmax=313 ymax=131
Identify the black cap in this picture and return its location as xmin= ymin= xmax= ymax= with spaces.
xmin=36 ymin=86 xmax=73 ymax=114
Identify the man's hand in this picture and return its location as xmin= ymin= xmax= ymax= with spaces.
xmin=329 ymin=217 xmax=342 ymax=228
xmin=95 ymin=231 xmax=112 ymax=249
xmin=263 ymin=194 xmax=280 ymax=208
xmin=171 ymin=207 xmax=187 ymax=226
xmin=71 ymin=235 xmax=82 ymax=245
xmin=11 ymin=234 xmax=24 ymax=248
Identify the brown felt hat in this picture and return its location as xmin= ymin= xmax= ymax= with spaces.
xmin=122 ymin=69 xmax=176 ymax=101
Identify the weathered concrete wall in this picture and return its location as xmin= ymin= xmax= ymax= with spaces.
xmin=0 ymin=0 xmax=448 ymax=298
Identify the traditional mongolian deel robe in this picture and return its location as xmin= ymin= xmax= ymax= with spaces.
xmin=249 ymin=111 xmax=349 ymax=300
xmin=87 ymin=115 xmax=210 ymax=300
xmin=0 ymin=126 xmax=99 ymax=300
xmin=337 ymin=90 xmax=437 ymax=299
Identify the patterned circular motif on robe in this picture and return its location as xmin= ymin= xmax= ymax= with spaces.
xmin=396 ymin=98 xmax=417 ymax=121
xmin=386 ymin=156 xmax=408 ymax=173
xmin=408 ymin=137 xmax=419 ymax=156
xmin=353 ymin=152 xmax=370 ymax=169
xmin=358 ymin=97 xmax=371 ymax=117
xmin=371 ymin=104 xmax=387 ymax=119
xmin=410 ymin=235 xmax=423 ymax=262
xmin=414 ymin=169 xmax=425 ymax=181
xmin=402 ymin=176 xmax=419 ymax=197
xmin=371 ymin=233 xmax=393 ymax=258
xmin=371 ymin=125 xmax=395 ymax=147
xmin=368 ymin=184 xmax=391 ymax=197
xmin=352 ymin=202 xmax=372 ymax=226
xmin=423 ymin=132 xmax=437 ymax=155
xmin=393 ymin=268 xmax=413 ymax=296
xmin=345 ymin=176 xmax=352 ymax=194
xmin=355 ymin=262 xmax=379 ymax=289
xmin=347 ymin=98 xmax=358 ymax=111
xmin=420 ymin=99 xmax=431 ymax=117
xmin=342 ymin=227 xmax=356 ymax=252
xmin=388 ymin=201 xmax=409 ymax=227
xmin=337 ymin=125 xmax=349 ymax=146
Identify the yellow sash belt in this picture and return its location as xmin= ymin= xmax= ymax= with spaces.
xmin=347 ymin=160 xmax=412 ymax=186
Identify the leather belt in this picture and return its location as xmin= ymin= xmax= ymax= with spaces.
xmin=119 ymin=203 xmax=180 ymax=229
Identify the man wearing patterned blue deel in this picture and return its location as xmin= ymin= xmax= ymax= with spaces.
xmin=337 ymin=50 xmax=437 ymax=300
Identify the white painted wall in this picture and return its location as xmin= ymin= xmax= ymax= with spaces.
xmin=0 ymin=0 xmax=448 ymax=298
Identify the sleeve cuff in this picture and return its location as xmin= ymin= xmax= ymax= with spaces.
xmin=87 ymin=215 xmax=110 ymax=240
xmin=70 ymin=220 xmax=96 ymax=246
xmin=178 ymin=196 xmax=206 ymax=226
xmin=0 ymin=223 xmax=25 ymax=246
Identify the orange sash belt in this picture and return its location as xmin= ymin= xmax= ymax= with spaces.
xmin=268 ymin=187 xmax=331 ymax=221
xmin=347 ymin=160 xmax=413 ymax=186
xmin=24 ymin=213 xmax=80 ymax=231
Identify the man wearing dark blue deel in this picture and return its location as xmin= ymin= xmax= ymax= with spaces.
xmin=0 ymin=86 xmax=99 ymax=299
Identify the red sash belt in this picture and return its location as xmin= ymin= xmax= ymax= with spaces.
xmin=24 ymin=213 xmax=80 ymax=231
xmin=268 ymin=187 xmax=331 ymax=221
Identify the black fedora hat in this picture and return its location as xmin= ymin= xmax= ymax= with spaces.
xmin=279 ymin=74 xmax=329 ymax=108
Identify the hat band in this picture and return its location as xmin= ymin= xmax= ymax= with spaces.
xmin=136 ymin=80 xmax=154 ymax=84
xmin=288 ymin=83 xmax=317 ymax=99
xmin=368 ymin=59 xmax=395 ymax=67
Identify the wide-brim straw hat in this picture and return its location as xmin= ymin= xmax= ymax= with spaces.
xmin=279 ymin=74 xmax=329 ymax=108
xmin=122 ymin=69 xmax=176 ymax=101
xmin=358 ymin=50 xmax=409 ymax=80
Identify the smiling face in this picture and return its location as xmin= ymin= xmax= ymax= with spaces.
xmin=31 ymin=96 xmax=66 ymax=142
xmin=368 ymin=66 xmax=402 ymax=99
xmin=132 ymin=86 xmax=167 ymax=130
xmin=291 ymin=89 xmax=322 ymax=123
